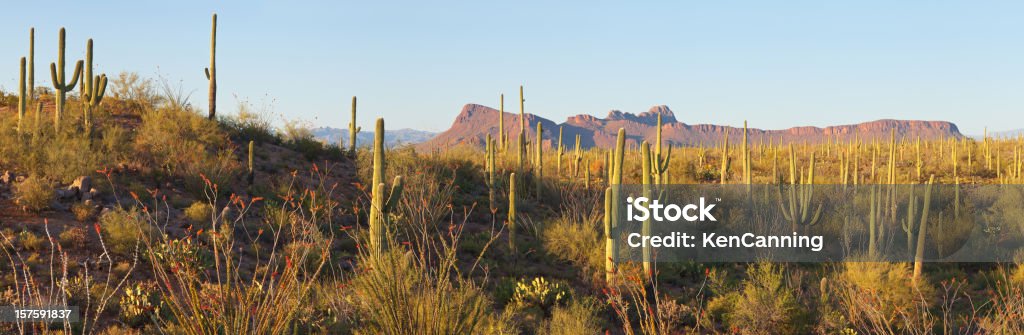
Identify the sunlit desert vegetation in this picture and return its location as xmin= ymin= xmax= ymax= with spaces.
xmin=3 ymin=17 xmax=1024 ymax=335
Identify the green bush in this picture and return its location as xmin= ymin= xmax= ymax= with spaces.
xmin=725 ymin=262 xmax=804 ymax=334
xmin=14 ymin=175 xmax=53 ymax=212
xmin=59 ymin=226 xmax=88 ymax=249
xmin=538 ymin=297 xmax=602 ymax=335
xmin=183 ymin=201 xmax=213 ymax=224
xmin=18 ymin=230 xmax=45 ymax=252
xmin=99 ymin=208 xmax=156 ymax=257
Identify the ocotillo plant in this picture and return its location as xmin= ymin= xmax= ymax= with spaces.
xmin=348 ymin=96 xmax=360 ymax=155
xmin=508 ymin=172 xmax=517 ymax=253
xmin=205 ymin=13 xmax=217 ymax=120
xmin=247 ymin=140 xmax=255 ymax=186
xmin=605 ymin=128 xmax=626 ymax=284
xmin=535 ymin=122 xmax=543 ymax=199
xmin=368 ymin=118 xmax=404 ymax=256
xmin=18 ymin=57 xmax=26 ymax=133
xmin=81 ymin=39 xmax=108 ymax=134
xmin=912 ymin=175 xmax=935 ymax=284
xmin=49 ymin=27 xmax=83 ymax=132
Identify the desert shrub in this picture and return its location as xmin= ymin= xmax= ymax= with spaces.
xmin=14 ymin=175 xmax=53 ymax=212
xmin=183 ymin=201 xmax=213 ymax=224
xmin=724 ymin=262 xmax=805 ymax=334
xmin=538 ymin=297 xmax=602 ymax=335
xmin=541 ymin=216 xmax=602 ymax=274
xmin=350 ymin=249 xmax=496 ymax=334
xmin=836 ymin=261 xmax=935 ymax=333
xmin=119 ymin=282 xmax=160 ymax=326
xmin=222 ymin=96 xmax=279 ymax=144
xmin=73 ymin=202 xmax=98 ymax=222
xmin=109 ymin=71 xmax=163 ymax=112
xmin=133 ymin=107 xmax=240 ymax=194
xmin=59 ymin=226 xmax=88 ymax=249
xmin=512 ymin=277 xmax=570 ymax=312
xmin=99 ymin=208 xmax=155 ymax=257
xmin=17 ymin=230 xmax=44 ymax=252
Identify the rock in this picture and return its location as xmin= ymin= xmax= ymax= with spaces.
xmin=0 ymin=171 xmax=13 ymax=184
xmin=56 ymin=189 xmax=77 ymax=199
xmin=69 ymin=176 xmax=92 ymax=198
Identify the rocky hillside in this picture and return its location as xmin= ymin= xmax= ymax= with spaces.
xmin=419 ymin=104 xmax=963 ymax=149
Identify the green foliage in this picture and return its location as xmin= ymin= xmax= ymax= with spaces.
xmin=512 ymin=277 xmax=569 ymax=311
xmin=134 ymin=107 xmax=239 ymax=194
xmin=183 ymin=201 xmax=213 ymax=224
xmin=14 ymin=175 xmax=53 ymax=212
xmin=119 ymin=282 xmax=159 ymax=326
xmin=541 ymin=215 xmax=602 ymax=274
xmin=99 ymin=208 xmax=155 ymax=257
xmin=538 ymin=297 xmax=602 ymax=335
xmin=17 ymin=230 xmax=44 ymax=252
xmin=723 ymin=262 xmax=804 ymax=334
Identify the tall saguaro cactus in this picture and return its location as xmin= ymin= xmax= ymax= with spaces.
xmin=81 ymin=39 xmax=108 ymax=134
xmin=517 ymin=86 xmax=526 ymax=170
xmin=486 ymin=135 xmax=497 ymax=211
xmin=49 ymin=28 xmax=83 ymax=132
xmin=205 ymin=13 xmax=217 ymax=120
xmin=18 ymin=57 xmax=27 ymax=133
xmin=605 ymin=128 xmax=626 ymax=284
xmin=28 ymin=28 xmax=35 ymax=102
xmin=535 ymin=122 xmax=543 ymax=199
xmin=368 ymin=118 xmax=404 ymax=256
xmin=641 ymin=141 xmax=654 ymax=276
xmin=508 ymin=172 xmax=518 ymax=253
xmin=912 ymin=175 xmax=935 ymax=284
xmin=499 ymin=94 xmax=505 ymax=151
xmin=651 ymin=113 xmax=672 ymax=184
xmin=348 ymin=96 xmax=360 ymax=155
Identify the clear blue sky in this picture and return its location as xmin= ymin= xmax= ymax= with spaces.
xmin=2 ymin=1 xmax=1022 ymax=135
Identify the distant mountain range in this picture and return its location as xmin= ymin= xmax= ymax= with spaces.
xmin=312 ymin=127 xmax=437 ymax=147
xmin=418 ymin=104 xmax=964 ymax=149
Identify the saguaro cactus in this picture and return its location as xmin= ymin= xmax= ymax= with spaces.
xmin=652 ymin=113 xmax=672 ymax=185
xmin=641 ymin=141 xmax=654 ymax=276
xmin=49 ymin=28 xmax=83 ymax=132
xmin=28 ymin=28 xmax=34 ymax=102
xmin=517 ymin=86 xmax=526 ymax=170
xmin=81 ymin=39 xmax=108 ymax=134
xmin=535 ymin=122 xmax=543 ymax=199
xmin=499 ymin=94 xmax=506 ymax=150
xmin=18 ymin=57 xmax=27 ymax=133
xmin=779 ymin=147 xmax=822 ymax=233
xmin=606 ymin=128 xmax=626 ymax=284
xmin=508 ymin=172 xmax=517 ymax=253
xmin=603 ymin=186 xmax=614 ymax=283
xmin=205 ymin=13 xmax=217 ymax=120
xmin=720 ymin=131 xmax=730 ymax=184
xmin=247 ymin=140 xmax=255 ymax=185
xmin=912 ymin=175 xmax=935 ymax=284
xmin=348 ymin=96 xmax=360 ymax=155
xmin=486 ymin=134 xmax=497 ymax=211
xmin=368 ymin=118 xmax=403 ymax=256
xmin=556 ymin=126 xmax=563 ymax=177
